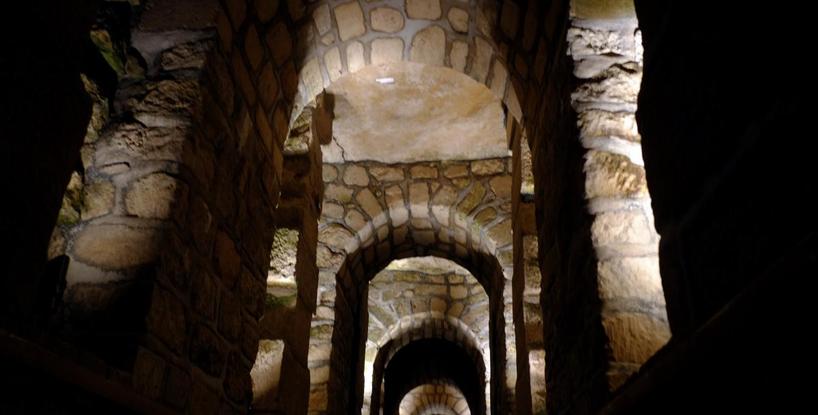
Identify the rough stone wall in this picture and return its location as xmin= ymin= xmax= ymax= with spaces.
xmin=28 ymin=0 xmax=314 ymax=412
xmin=365 ymin=258 xmax=490 ymax=412
xmin=311 ymin=158 xmax=514 ymax=414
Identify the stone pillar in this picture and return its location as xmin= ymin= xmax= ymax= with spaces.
xmin=567 ymin=2 xmax=670 ymax=391
xmin=46 ymin=0 xmax=298 ymax=411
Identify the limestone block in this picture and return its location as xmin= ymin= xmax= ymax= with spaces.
xmin=357 ymin=188 xmax=383 ymax=220
xmin=602 ymin=312 xmax=670 ymax=364
xmin=470 ymin=37 xmax=492 ymax=83
xmin=591 ymin=209 xmax=653 ymax=247
xmin=313 ymin=4 xmax=332 ymax=35
xmin=409 ymin=183 xmax=430 ymax=219
xmin=584 ymin=150 xmax=648 ymax=198
xmin=371 ymin=7 xmax=404 ymax=33
xmin=343 ymin=165 xmax=369 ymax=186
xmin=334 ymin=1 xmax=366 ymax=42
xmin=597 ymin=256 xmax=664 ymax=303
xmin=322 ymin=202 xmax=344 ymax=220
xmin=448 ymin=7 xmax=469 ymax=33
xmin=489 ymin=176 xmax=512 ymax=199
xmin=72 ymin=224 xmax=162 ymax=269
xmin=324 ymin=47 xmax=343 ymax=82
xmin=450 ymin=40 xmax=468 ymax=73
xmin=471 ymin=159 xmax=504 ymax=175
xmin=406 ymin=0 xmax=441 ymax=20
xmin=82 ymin=180 xmax=115 ymax=220
xmin=578 ymin=109 xmax=640 ymax=142
xmin=324 ymin=184 xmax=353 ymax=203
xmin=371 ymin=166 xmax=405 ymax=182
xmin=411 ymin=26 xmax=446 ymax=66
xmin=490 ymin=60 xmax=508 ymax=100
xmin=125 ymin=173 xmax=186 ymax=219
xmin=457 ymin=182 xmax=485 ymax=214
xmin=347 ymin=41 xmax=365 ymax=73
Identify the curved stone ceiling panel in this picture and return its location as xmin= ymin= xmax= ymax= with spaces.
xmin=323 ymin=62 xmax=508 ymax=163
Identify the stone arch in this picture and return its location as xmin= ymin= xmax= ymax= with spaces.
xmin=311 ymin=159 xmax=516 ymax=414
xmin=286 ymin=0 xmax=524 ymax=128
xmin=399 ymin=383 xmax=471 ymax=415
xmin=370 ymin=312 xmax=488 ymax=415
xmin=380 ymin=338 xmax=486 ymax=415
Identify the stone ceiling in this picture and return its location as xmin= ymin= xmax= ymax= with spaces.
xmin=322 ymin=62 xmax=508 ymax=164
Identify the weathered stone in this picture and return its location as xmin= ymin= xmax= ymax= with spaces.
xmin=334 ymin=1 xmax=366 ymax=42
xmin=406 ymin=0 xmax=441 ymax=20
xmin=371 ymin=37 xmax=404 ymax=65
xmin=72 ymin=224 xmax=161 ymax=268
xmin=474 ymin=207 xmax=497 ymax=227
xmin=489 ymin=176 xmax=512 ymax=199
xmin=344 ymin=209 xmax=367 ymax=231
xmin=598 ymin=257 xmax=664 ymax=302
xmin=471 ymin=159 xmax=504 ymax=175
xmin=448 ymin=7 xmax=469 ymax=33
xmin=578 ymin=110 xmax=640 ymax=142
xmin=443 ymin=163 xmax=469 ymax=179
xmin=343 ymin=165 xmax=369 ymax=186
xmin=125 ymin=173 xmax=186 ymax=219
xmin=324 ymin=47 xmax=343 ymax=82
xmin=370 ymin=166 xmax=405 ymax=182
xmin=457 ymin=182 xmax=485 ymax=214
xmin=300 ymin=57 xmax=324 ymax=104
xmin=471 ymin=37 xmax=493 ymax=83
xmin=409 ymin=183 xmax=430 ymax=219
xmin=386 ymin=185 xmax=409 ymax=226
xmin=322 ymin=202 xmax=344 ymax=220
xmin=324 ymin=183 xmax=354 ymax=203
xmin=450 ymin=40 xmax=468 ymax=73
xmin=411 ymin=26 xmax=446 ymax=66
xmin=572 ymin=64 xmax=641 ymax=106
xmin=371 ymin=7 xmax=404 ymax=33
xmin=313 ymin=4 xmax=332 ymax=35
xmin=410 ymin=165 xmax=438 ymax=179
xmin=584 ymin=150 xmax=648 ymax=198
xmin=450 ymin=285 xmax=468 ymax=300
xmin=490 ymin=60 xmax=508 ymax=99
xmin=591 ymin=209 xmax=653 ymax=246
xmin=602 ymin=312 xmax=669 ymax=364
xmin=320 ymin=225 xmax=354 ymax=250
xmin=347 ymin=41 xmax=365 ymax=73
xmin=323 ymin=165 xmax=338 ymax=182
xmin=487 ymin=219 xmax=512 ymax=248
xmin=81 ymin=180 xmax=115 ymax=220
xmin=357 ymin=188 xmax=383 ymax=220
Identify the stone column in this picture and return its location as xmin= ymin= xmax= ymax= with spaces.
xmin=568 ymin=1 xmax=670 ymax=392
